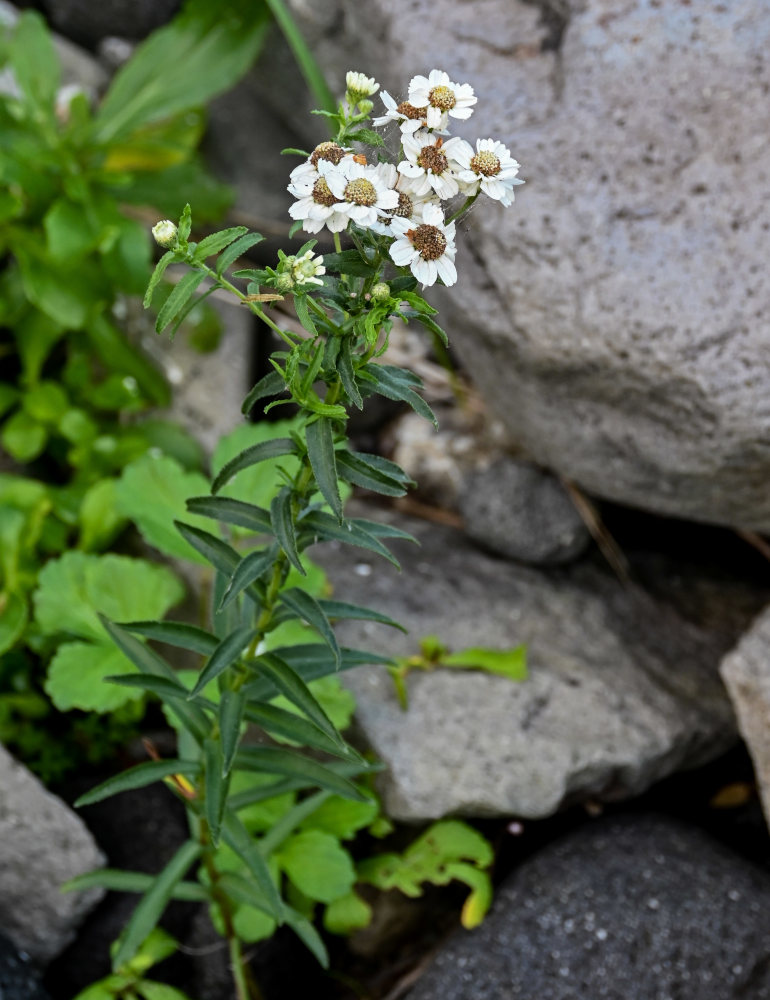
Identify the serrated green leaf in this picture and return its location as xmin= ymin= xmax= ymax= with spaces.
xmin=276 ymin=830 xmax=355 ymax=904
xmin=44 ymin=643 xmax=142 ymax=713
xmin=112 ymin=840 xmax=200 ymax=970
xmin=318 ymin=600 xmax=405 ymax=632
xmin=212 ymin=419 xmax=303 ymax=507
xmin=300 ymin=795 xmax=379 ymax=841
xmin=221 ymin=811 xmax=284 ymax=921
xmin=348 ymin=128 xmax=385 ymax=147
xmin=155 ymin=271 xmax=207 ymax=334
xmin=270 ymin=487 xmax=305 ymax=575
xmin=323 ymin=889 xmax=372 ymax=935
xmin=241 ymin=370 xmax=286 ymax=415
xmin=337 ymin=337 xmax=362 ymax=410
xmin=186 ymin=496 xmax=273 ymax=535
xmin=220 ymin=688 xmax=245 ymax=776
xmin=143 ymin=250 xmax=177 ymax=308
xmin=244 ymin=702 xmax=350 ymax=758
xmin=305 ymin=419 xmax=342 ymax=522
xmin=204 ymin=738 xmax=228 ymax=845
xmin=320 ymin=250 xmax=376 ymax=277
xmin=293 ymin=294 xmax=318 ymax=337
xmin=216 ymin=232 xmax=265 ymax=276
xmin=193 ymin=226 xmax=248 ymax=261
xmin=173 ymin=522 xmax=242 ymax=580
xmin=75 ymin=760 xmax=199 ymax=808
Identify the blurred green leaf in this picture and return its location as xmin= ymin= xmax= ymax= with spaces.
xmin=276 ymin=830 xmax=355 ymax=903
xmin=323 ymin=890 xmax=372 ymax=935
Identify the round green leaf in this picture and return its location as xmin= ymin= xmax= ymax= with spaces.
xmin=276 ymin=830 xmax=355 ymax=903
xmin=45 ymin=641 xmax=144 ymax=712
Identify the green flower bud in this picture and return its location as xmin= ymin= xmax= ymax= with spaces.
xmin=357 ymin=98 xmax=374 ymax=115
xmin=274 ymin=272 xmax=295 ymax=294
xmin=371 ymin=282 xmax=391 ymax=302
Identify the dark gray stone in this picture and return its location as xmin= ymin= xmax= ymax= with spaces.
xmin=459 ymin=458 xmax=591 ymax=566
xmin=408 ymin=815 xmax=770 ymax=1000
xmin=0 ymin=933 xmax=49 ymax=1000
xmin=40 ymin=0 xmax=180 ymax=46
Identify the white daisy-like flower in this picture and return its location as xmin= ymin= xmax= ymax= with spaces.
xmin=288 ymin=249 xmax=325 ymax=286
xmin=289 ymin=141 xmax=352 ymax=187
xmin=389 ymin=202 xmax=457 ymax=288
xmin=288 ymin=168 xmax=350 ymax=234
xmin=320 ymin=157 xmax=398 ymax=230
xmin=407 ymin=69 xmax=477 ymax=129
xmin=449 ymin=138 xmax=525 ymax=206
xmin=346 ymin=70 xmax=379 ymax=100
xmin=398 ymin=130 xmax=465 ymax=200
xmin=372 ymin=90 xmax=448 ymax=135
xmin=367 ymin=163 xmax=441 ymax=236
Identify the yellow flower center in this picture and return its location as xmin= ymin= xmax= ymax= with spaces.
xmin=409 ymin=224 xmax=447 ymax=261
xmin=344 ymin=178 xmax=377 ymax=206
xmin=428 ymin=85 xmax=456 ymax=111
xmin=470 ymin=150 xmax=502 ymax=177
xmin=312 ymin=177 xmax=341 ymax=207
xmin=417 ymin=143 xmax=448 ymax=175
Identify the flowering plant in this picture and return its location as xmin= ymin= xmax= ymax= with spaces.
xmin=69 ymin=70 xmax=522 ymax=1000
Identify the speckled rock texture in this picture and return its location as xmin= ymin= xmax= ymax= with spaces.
xmin=459 ymin=458 xmax=591 ymax=565
xmin=721 ymin=605 xmax=770 ymax=830
xmin=0 ymin=933 xmax=49 ymax=1000
xmin=407 ymin=815 xmax=770 ymax=1000
xmin=314 ymin=505 xmax=751 ymax=821
xmin=266 ymin=0 xmax=770 ymax=532
xmin=0 ymin=744 xmax=105 ymax=963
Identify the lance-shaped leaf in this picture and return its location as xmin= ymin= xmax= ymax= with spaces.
xmin=143 ymin=250 xmax=177 ymax=308
xmin=251 ymin=652 xmax=342 ymax=746
xmin=63 ymin=869 xmax=207 ymax=901
xmin=337 ymin=337 xmax=362 ymax=409
xmin=105 ymin=674 xmax=215 ymax=712
xmin=189 ymin=625 xmax=256 ymax=699
xmin=244 ymin=702 xmax=359 ymax=760
xmin=336 ymin=451 xmax=409 ymax=497
xmin=216 ymin=232 xmax=265 ymax=277
xmin=305 ymin=418 xmax=343 ymax=522
xmin=320 ymin=249 xmax=377 ymax=277
xmin=270 ymin=488 xmax=305 ymax=575
xmin=204 ymin=738 xmax=228 ymax=845
xmin=243 ymin=644 xmax=392 ymax=702
xmin=221 ymin=811 xmax=283 ymax=921
xmin=210 ymin=438 xmax=297 ymax=494
xmin=219 ymin=688 xmax=245 ymax=776
xmin=173 ymin=522 xmax=241 ymax=579
xmin=241 ymin=370 xmax=287 ymax=416
xmin=293 ymin=294 xmax=318 ymax=337
xmin=75 ymin=760 xmax=199 ymax=807
xmin=187 ymin=496 xmax=273 ymax=535
xmin=229 ymin=760 xmax=381 ymax=813
xmin=193 ymin=226 xmax=248 ymax=261
xmin=279 ymin=588 xmax=340 ymax=667
xmin=234 ymin=747 xmax=368 ymax=802
xmin=362 ymin=363 xmax=438 ymax=427
xmin=100 ymin=619 xmax=209 ymax=742
xmin=119 ymin=620 xmax=218 ymax=656
xmin=317 ymin=600 xmax=406 ymax=632
xmin=155 ymin=271 xmax=207 ymax=335
xmin=297 ymin=510 xmax=400 ymax=567
xmin=350 ymin=518 xmax=419 ymax=543
xmin=112 ymin=840 xmax=201 ymax=970
xmin=220 ymin=545 xmax=278 ymax=612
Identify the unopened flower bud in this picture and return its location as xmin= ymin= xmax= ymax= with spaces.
xmin=345 ymin=70 xmax=379 ymax=107
xmin=370 ymin=282 xmax=391 ymax=302
xmin=357 ymin=98 xmax=373 ymax=115
xmin=152 ymin=220 xmax=178 ymax=249
xmin=274 ymin=272 xmax=295 ymax=294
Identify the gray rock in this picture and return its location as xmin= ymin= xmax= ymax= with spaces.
xmin=314 ymin=506 xmax=748 ymax=821
xmin=408 ymin=815 xmax=770 ymax=1000
xmin=0 ymin=744 xmax=105 ymax=963
xmin=40 ymin=0 xmax=180 ymax=46
xmin=720 ymin=605 xmax=770 ymax=830
xmin=459 ymin=458 xmax=591 ymax=566
xmin=259 ymin=0 xmax=770 ymax=533
xmin=0 ymin=933 xmax=49 ymax=1000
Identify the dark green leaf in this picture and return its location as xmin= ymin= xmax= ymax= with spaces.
xmin=220 ymin=688 xmax=245 ymax=776
xmin=234 ymin=748 xmax=367 ymax=801
xmin=173 ymin=522 xmax=241 ymax=578
xmin=279 ymin=589 xmax=340 ymax=667
xmin=220 ymin=546 xmax=277 ymax=612
xmin=294 ymin=295 xmax=318 ymax=337
xmin=337 ymin=338 xmax=362 ymax=409
xmin=112 ymin=840 xmax=201 ymax=970
xmin=241 ymin=371 xmax=286 ymax=415
xmin=143 ymin=250 xmax=177 ymax=308
xmin=361 ymin=363 xmax=437 ymax=426
xmin=317 ymin=600 xmax=405 ymax=632
xmin=298 ymin=510 xmax=400 ymax=567
xmin=155 ymin=271 xmax=206 ymax=335
xmin=270 ymin=488 xmax=305 ymax=575
xmin=105 ymin=674 xmax=206 ymax=705
xmin=244 ymin=702 xmax=356 ymax=759
xmin=221 ymin=811 xmax=283 ymax=920
xmin=350 ymin=518 xmax=419 ymax=543
xmin=193 ymin=226 xmax=248 ymax=261
xmin=74 ymin=760 xmax=199 ymax=807
xmin=189 ymin=626 xmax=256 ymax=699
xmin=216 ymin=232 xmax=265 ymax=276
xmin=243 ymin=645 xmax=391 ymax=702
xmin=251 ymin=652 xmax=342 ymax=745
xmin=186 ymin=496 xmax=273 ymax=534
xmin=336 ymin=451 xmax=409 ymax=497
xmin=119 ymin=621 xmax=218 ymax=656
xmin=305 ymin=418 xmax=342 ymax=522
xmin=320 ymin=250 xmax=376 ymax=278
xmin=204 ymin=738 xmax=228 ymax=844
xmin=211 ymin=438 xmax=296 ymax=494
xmin=63 ymin=869 xmax=207 ymax=901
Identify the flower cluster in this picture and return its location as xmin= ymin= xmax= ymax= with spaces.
xmin=287 ymin=69 xmax=523 ymax=288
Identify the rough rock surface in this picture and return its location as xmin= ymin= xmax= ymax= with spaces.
xmin=265 ymin=0 xmax=770 ymax=532
xmin=0 ymin=744 xmax=105 ymax=963
xmin=408 ymin=815 xmax=770 ymax=1000
xmin=720 ymin=605 xmax=770 ymax=829
xmin=0 ymin=933 xmax=49 ymax=1000
xmin=314 ymin=505 xmax=749 ymax=821
xmin=459 ymin=458 xmax=591 ymax=565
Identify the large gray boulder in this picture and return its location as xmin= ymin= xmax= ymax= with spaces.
xmin=0 ymin=744 xmax=105 ymax=963
xmin=407 ymin=815 xmax=770 ymax=1000
xmin=260 ymin=0 xmax=770 ymax=532
xmin=314 ymin=505 xmax=757 ymax=821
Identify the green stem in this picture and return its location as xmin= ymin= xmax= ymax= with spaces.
xmin=194 ymin=259 xmax=297 ymax=348
xmin=307 ymin=293 xmax=342 ymax=335
xmin=447 ymin=191 xmax=479 ymax=225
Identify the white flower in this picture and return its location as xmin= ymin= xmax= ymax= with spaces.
xmin=449 ymin=138 xmax=525 ymax=206
xmin=152 ymin=220 xmax=178 ymax=248
xmin=321 ymin=157 xmax=398 ymax=230
xmin=407 ymin=69 xmax=477 ymax=129
xmin=346 ymin=70 xmax=379 ymax=100
xmin=389 ymin=202 xmax=457 ymax=288
xmin=289 ymin=141 xmax=351 ymax=187
xmin=288 ymin=167 xmax=350 ymax=234
xmin=288 ymin=249 xmax=325 ymax=286
xmin=398 ymin=130 xmax=465 ymax=200
xmin=367 ymin=163 xmax=441 ymax=236
xmin=372 ymin=90 xmax=447 ymax=135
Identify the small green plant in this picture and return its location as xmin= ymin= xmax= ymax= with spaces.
xmin=72 ymin=928 xmax=193 ymax=1000
xmin=69 ymin=69 xmax=524 ymax=999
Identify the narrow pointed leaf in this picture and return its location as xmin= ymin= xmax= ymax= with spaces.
xmin=63 ymin=869 xmax=207 ymax=901
xmin=242 ymin=370 xmax=286 ymax=415
xmin=285 ymin=910 xmax=328 ymax=968
xmin=243 ymin=644 xmax=392 ymax=701
xmin=189 ymin=626 xmax=256 ymax=698
xmin=211 ymin=438 xmax=296 ymax=494
xmin=155 ymin=271 xmax=206 ymax=334
xmin=204 ymin=738 xmax=228 ymax=845
xmin=336 ymin=451 xmax=409 ymax=497
xmin=279 ymin=588 xmax=340 ymax=667
xmin=317 ymin=600 xmax=406 ymax=632
xmin=252 ymin=652 xmax=342 ymax=744
xmin=193 ymin=226 xmax=248 ymax=261
xmin=234 ymin=747 xmax=368 ymax=802
xmin=105 ymin=675 xmax=214 ymax=709
xmin=173 ymin=522 xmax=241 ymax=578
xmin=220 ymin=545 xmax=278 ymax=612
xmin=351 ymin=518 xmax=419 ymax=544
xmin=112 ymin=840 xmax=201 ymax=970
xmin=294 ymin=294 xmax=318 ymax=337
xmin=75 ymin=760 xmax=199 ymax=807
xmin=305 ymin=418 xmax=343 ymax=521
xmin=187 ymin=496 xmax=273 ymax=535
xmin=244 ymin=702 xmax=357 ymax=759
xmin=228 ymin=760 xmax=382 ymax=812
xmin=216 ymin=232 xmax=265 ymax=276
xmin=143 ymin=250 xmax=176 ymax=308
xmin=119 ymin=620 xmax=218 ymax=656
xmin=338 ymin=337 xmax=362 ymax=409
xmin=219 ymin=688 xmax=245 ymax=776
xmin=270 ymin=487 xmax=305 ymax=575
xmin=298 ymin=510 xmax=400 ymax=567
xmin=221 ymin=811 xmax=283 ymax=920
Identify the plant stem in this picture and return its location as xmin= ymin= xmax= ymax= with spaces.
xmin=447 ymin=191 xmax=479 ymax=224
xmin=195 ymin=259 xmax=297 ymax=348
